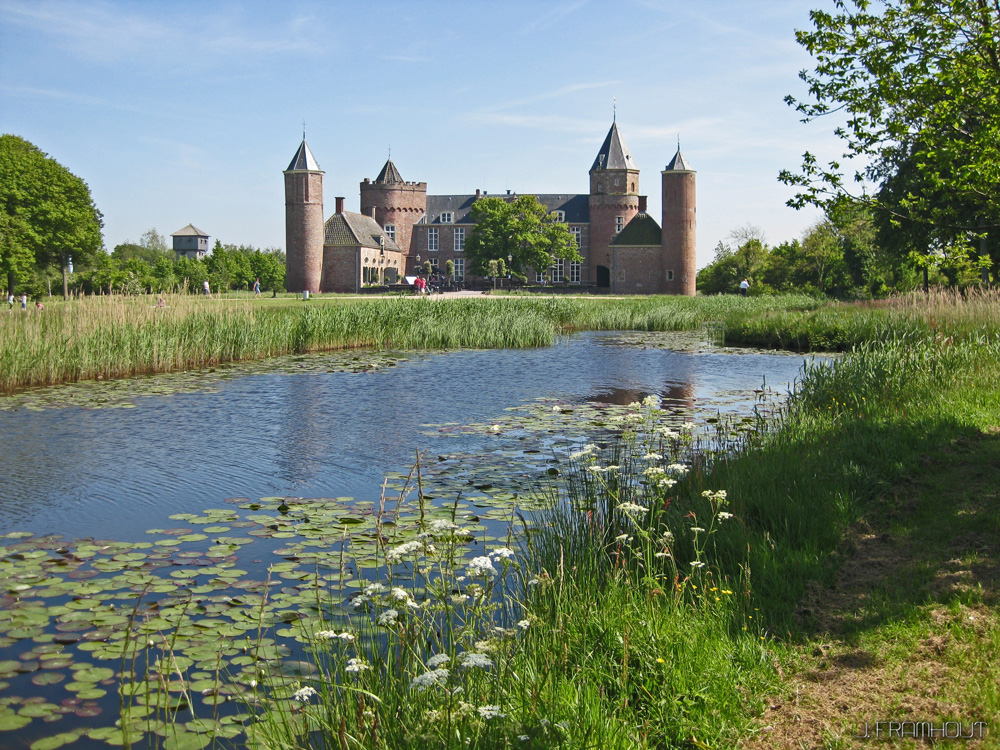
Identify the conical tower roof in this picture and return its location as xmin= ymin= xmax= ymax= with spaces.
xmin=285 ymin=139 xmax=322 ymax=172
xmin=664 ymin=147 xmax=693 ymax=172
xmin=591 ymin=121 xmax=638 ymax=171
xmin=375 ymin=158 xmax=404 ymax=184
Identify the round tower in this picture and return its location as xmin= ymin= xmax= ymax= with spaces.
xmin=360 ymin=158 xmax=427 ymax=257
xmin=661 ymin=147 xmax=696 ymax=296
xmin=284 ymin=139 xmax=324 ymax=293
xmin=588 ymin=121 xmax=639 ymax=287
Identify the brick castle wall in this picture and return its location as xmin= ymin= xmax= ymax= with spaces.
xmin=661 ymin=170 xmax=696 ymax=296
xmin=285 ymin=171 xmax=324 ymax=292
xmin=360 ymin=180 xmax=427 ymax=256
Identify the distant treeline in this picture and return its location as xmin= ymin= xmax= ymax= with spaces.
xmin=82 ymin=230 xmax=286 ymax=296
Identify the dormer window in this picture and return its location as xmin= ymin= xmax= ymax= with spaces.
xmin=440 ymin=212 xmax=453 ymax=224
xmin=552 ymin=211 xmax=565 ymax=222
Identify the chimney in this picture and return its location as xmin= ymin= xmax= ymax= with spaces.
xmin=475 ymin=188 xmax=481 ymax=198
xmin=638 ymin=195 xmax=647 ymax=213
xmin=335 ymin=196 xmax=345 ymax=214
xmin=370 ymin=207 xmax=376 ymax=219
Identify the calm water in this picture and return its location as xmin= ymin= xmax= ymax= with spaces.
xmin=0 ymin=331 xmax=813 ymax=543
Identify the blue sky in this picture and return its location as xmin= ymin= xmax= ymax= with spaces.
xmin=0 ymin=0 xmax=840 ymax=268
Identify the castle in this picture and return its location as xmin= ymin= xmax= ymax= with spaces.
xmin=283 ymin=121 xmax=696 ymax=295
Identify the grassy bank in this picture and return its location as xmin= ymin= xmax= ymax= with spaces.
xmin=0 ymin=293 xmax=821 ymax=392
xmin=231 ymin=292 xmax=1000 ymax=748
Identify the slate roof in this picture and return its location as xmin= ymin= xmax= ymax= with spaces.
xmin=324 ymin=211 xmax=401 ymax=251
xmin=612 ymin=213 xmax=662 ymax=246
xmin=418 ymin=194 xmax=590 ymax=225
xmin=664 ymin=147 xmax=693 ymax=171
xmin=375 ymin=159 xmax=404 ymax=184
xmin=286 ymin=139 xmax=322 ymax=172
xmin=591 ymin=121 xmax=638 ymax=172
xmin=171 ymin=224 xmax=209 ymax=237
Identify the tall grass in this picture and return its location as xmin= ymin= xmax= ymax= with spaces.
xmin=0 ymin=293 xmax=822 ymax=392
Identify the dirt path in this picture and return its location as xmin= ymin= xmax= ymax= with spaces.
xmin=741 ymin=427 xmax=1000 ymax=749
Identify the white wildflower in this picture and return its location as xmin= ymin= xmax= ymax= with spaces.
xmin=467 ymin=556 xmax=497 ymax=577
xmin=643 ymin=466 xmax=666 ymax=476
xmin=517 ymin=619 xmax=531 ymax=630
xmin=478 ymin=705 xmax=505 ymax=719
xmin=345 ymin=658 xmax=371 ymax=673
xmin=628 ymin=401 xmax=641 ymax=408
xmin=717 ymin=512 xmax=734 ymax=521
xmin=643 ymin=395 xmax=659 ymax=407
xmin=459 ymin=652 xmax=493 ymax=669
xmin=390 ymin=587 xmax=411 ymax=602
xmin=378 ymin=609 xmax=399 ymax=626
xmin=662 ymin=530 xmax=675 ymax=543
xmin=411 ymin=668 xmax=450 ymax=690
xmin=451 ymin=593 xmax=470 ymax=604
xmin=316 ymin=630 xmax=354 ymax=642
xmin=690 ymin=561 xmax=706 ymax=569
xmin=429 ymin=519 xmax=460 ymax=534
xmin=352 ymin=595 xmax=369 ymax=609
xmin=617 ymin=502 xmax=646 ymax=517
xmin=667 ymin=463 xmax=689 ymax=475
xmin=681 ymin=421 xmax=695 ymax=430
xmin=363 ymin=583 xmax=386 ymax=595
xmin=690 ymin=527 xmax=705 ymax=533
xmin=386 ymin=541 xmax=422 ymax=563
xmin=654 ymin=552 xmax=671 ymax=558
xmin=586 ymin=464 xmax=606 ymax=473
xmin=491 ymin=547 xmax=516 ymax=560
xmin=292 ymin=686 xmax=317 ymax=702
xmin=658 ymin=477 xmax=677 ymax=489
xmin=615 ymin=533 xmax=631 ymax=542
xmin=427 ymin=653 xmax=451 ymax=668
xmin=659 ymin=427 xmax=679 ymax=439
xmin=527 ymin=578 xmax=540 ymax=586
xmin=642 ymin=452 xmax=663 ymax=461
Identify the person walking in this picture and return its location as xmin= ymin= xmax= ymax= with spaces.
xmin=252 ymin=278 xmax=261 ymax=298
xmin=20 ymin=292 xmax=27 ymax=311
xmin=203 ymin=279 xmax=211 ymax=298
xmin=7 ymin=293 xmax=13 ymax=311
xmin=740 ymin=278 xmax=750 ymax=297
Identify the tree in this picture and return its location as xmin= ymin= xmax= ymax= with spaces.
xmin=0 ymin=135 xmax=104 ymax=299
xmin=781 ymin=1 xmax=1000 ymax=278
xmin=465 ymin=195 xmax=580 ymax=279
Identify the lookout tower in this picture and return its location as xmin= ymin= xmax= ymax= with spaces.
xmin=661 ymin=146 xmax=696 ymax=295
xmin=284 ymin=138 xmax=325 ymax=293
xmin=588 ymin=121 xmax=640 ymax=288
xmin=360 ymin=158 xmax=427 ymax=256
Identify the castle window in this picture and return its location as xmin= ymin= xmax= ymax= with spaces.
xmin=630 ymin=182 xmax=635 ymax=192
xmin=570 ymin=226 xmax=581 ymax=247
xmin=616 ymin=216 xmax=624 ymax=233
xmin=428 ymin=227 xmax=439 ymax=252
xmin=666 ymin=269 xmax=674 ymax=281
xmin=551 ymin=259 xmax=565 ymax=283
xmin=440 ymin=212 xmax=453 ymax=224
xmin=454 ymin=257 xmax=465 ymax=281
xmin=454 ymin=227 xmax=465 ymax=252
xmin=428 ymin=257 xmax=439 ymax=271
xmin=384 ymin=224 xmax=396 ymax=242
xmin=552 ymin=210 xmax=565 ymax=222
xmin=569 ymin=261 xmax=582 ymax=283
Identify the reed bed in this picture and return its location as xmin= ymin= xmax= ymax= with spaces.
xmin=0 ymin=293 xmax=822 ymax=392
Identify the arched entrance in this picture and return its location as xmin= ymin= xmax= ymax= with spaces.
xmin=596 ymin=265 xmax=611 ymax=288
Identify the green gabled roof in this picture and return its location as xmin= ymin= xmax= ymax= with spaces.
xmin=612 ymin=213 xmax=661 ymax=246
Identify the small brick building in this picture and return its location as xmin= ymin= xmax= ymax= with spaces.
xmin=284 ymin=122 xmax=696 ymax=294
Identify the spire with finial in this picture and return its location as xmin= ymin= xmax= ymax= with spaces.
xmin=613 ymin=97 xmax=617 ymax=122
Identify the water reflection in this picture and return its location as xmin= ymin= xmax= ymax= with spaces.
xmin=0 ymin=332 xmax=815 ymax=542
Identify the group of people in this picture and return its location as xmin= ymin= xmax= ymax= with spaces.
xmin=6 ymin=293 xmax=38 ymax=311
